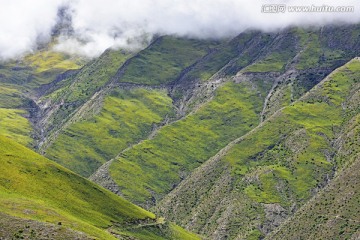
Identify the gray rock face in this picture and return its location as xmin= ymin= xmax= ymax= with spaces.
xmin=89 ymin=159 xmax=122 ymax=196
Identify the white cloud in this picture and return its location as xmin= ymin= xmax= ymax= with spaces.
xmin=0 ymin=0 xmax=360 ymax=59
xmin=0 ymin=0 xmax=64 ymax=60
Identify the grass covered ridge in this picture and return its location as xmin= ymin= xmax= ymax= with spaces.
xmin=156 ymin=59 xmax=360 ymax=239
xmin=226 ymin=59 xmax=360 ymax=204
xmin=0 ymin=135 xmax=199 ymax=239
xmin=38 ymin=49 xmax=133 ymax=140
xmin=110 ymin=79 xmax=267 ymax=204
xmin=0 ymin=108 xmax=32 ymax=146
xmin=24 ymin=48 xmax=83 ymax=73
xmin=46 ymin=88 xmax=174 ymax=177
xmin=119 ymin=36 xmax=218 ymax=85
xmin=0 ymin=84 xmax=32 ymax=146
xmin=266 ymin=156 xmax=360 ymax=240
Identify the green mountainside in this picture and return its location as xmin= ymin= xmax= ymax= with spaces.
xmin=0 ymin=23 xmax=359 ymax=239
xmin=45 ymin=88 xmax=174 ymax=176
xmin=156 ymin=58 xmax=360 ymax=239
xmin=0 ymin=135 xmax=199 ymax=240
xmin=106 ymin=25 xmax=360 ymax=207
xmin=266 ymin=156 xmax=360 ymax=240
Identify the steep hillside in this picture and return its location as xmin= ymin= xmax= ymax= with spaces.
xmin=36 ymin=48 xmax=133 ymax=150
xmin=0 ymin=46 xmax=85 ymax=149
xmin=117 ymin=36 xmax=219 ymax=85
xmin=0 ymin=85 xmax=32 ymax=145
xmin=13 ymin=25 xmax=355 ymax=186
xmin=0 ymin=48 xmax=83 ymax=89
xmin=171 ymin=25 xmax=360 ymax=117
xmin=102 ymin=25 xmax=360 ymax=207
xmin=45 ymin=88 xmax=174 ymax=176
xmin=35 ymin=36 xmax=219 ymax=176
xmin=109 ymin=79 xmax=267 ymax=206
xmin=155 ymin=58 xmax=360 ymax=239
xmin=0 ymin=108 xmax=32 ymax=146
xmin=1 ymin=23 xmax=359 ymax=240
xmin=0 ymin=135 xmax=199 ymax=240
xmin=37 ymin=36 xmax=217 ymax=144
xmin=266 ymin=156 xmax=360 ymax=240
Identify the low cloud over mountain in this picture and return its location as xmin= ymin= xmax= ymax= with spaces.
xmin=1 ymin=0 xmax=360 ymax=59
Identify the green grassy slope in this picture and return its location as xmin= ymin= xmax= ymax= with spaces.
xmin=0 ymin=47 xmax=85 ymax=149
xmin=0 ymin=85 xmax=25 ymax=109
xmin=41 ymin=33 xmax=275 ymax=180
xmin=108 ymin=26 xmax=360 ymax=207
xmin=167 ymin=31 xmax=275 ymax=108
xmin=38 ymin=26 xmax=360 ymax=182
xmin=0 ymin=108 xmax=32 ymax=146
xmin=119 ymin=36 xmax=218 ymax=85
xmin=169 ymin=25 xmax=360 ymax=121
xmin=240 ymin=25 xmax=360 ymax=121
xmin=45 ymin=88 xmax=174 ymax=177
xmin=47 ymin=49 xmax=130 ymax=104
xmin=243 ymin=29 xmax=298 ymax=73
xmin=0 ymin=212 xmax=92 ymax=240
xmin=39 ymin=49 xmax=132 ymax=137
xmin=24 ymin=48 xmax=82 ymax=74
xmin=39 ymin=36 xmax=217 ymax=142
xmin=156 ymin=59 xmax=360 ymax=239
xmin=0 ymin=48 xmax=83 ymax=89
xmin=181 ymin=31 xmax=272 ymax=81
xmin=261 ymin=74 xmax=359 ymax=239
xmin=36 ymin=36 xmax=219 ymax=175
xmin=243 ymin=26 xmax=360 ymax=74
xmin=266 ymin=156 xmax=360 ymax=240
xmin=110 ymin=78 xmax=269 ymax=205
xmin=0 ymin=85 xmax=32 ymax=146
xmin=0 ymin=135 xmax=199 ymax=240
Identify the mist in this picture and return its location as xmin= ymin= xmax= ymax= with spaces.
xmin=1 ymin=0 xmax=360 ymax=60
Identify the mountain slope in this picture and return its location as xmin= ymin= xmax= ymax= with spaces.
xmin=36 ymin=48 xmax=133 ymax=151
xmin=103 ymin=25 xmax=360 ymax=207
xmin=1 ymin=24 xmax=360 ymax=240
xmin=15 ymin=25 xmax=356 ymax=186
xmin=0 ymin=135 xmax=199 ymax=240
xmin=0 ymin=46 xmax=85 ymax=149
xmin=34 ymin=36 xmax=219 ymax=177
xmin=266 ymin=156 xmax=360 ymax=240
xmin=109 ymin=79 xmax=267 ymax=206
xmin=45 ymin=88 xmax=174 ymax=176
xmin=155 ymin=58 xmax=360 ymax=239
xmin=117 ymin=36 xmax=219 ymax=85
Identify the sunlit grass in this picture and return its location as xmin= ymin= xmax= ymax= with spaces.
xmin=0 ymin=108 xmax=32 ymax=146
xmin=46 ymin=88 xmax=174 ymax=176
xmin=111 ymin=80 xmax=265 ymax=203
xmin=0 ymin=136 xmax=199 ymax=239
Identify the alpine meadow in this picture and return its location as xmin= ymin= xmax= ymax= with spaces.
xmin=0 ymin=1 xmax=359 ymax=239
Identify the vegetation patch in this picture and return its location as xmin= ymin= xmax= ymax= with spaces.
xmin=46 ymin=88 xmax=174 ymax=177
xmin=0 ymin=135 xmax=197 ymax=239
xmin=110 ymin=80 xmax=266 ymax=204
xmin=0 ymin=108 xmax=32 ymax=146
xmin=119 ymin=36 xmax=217 ymax=85
xmin=24 ymin=49 xmax=83 ymax=73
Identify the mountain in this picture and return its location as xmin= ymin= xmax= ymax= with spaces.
xmin=266 ymin=156 xmax=360 ymax=240
xmin=0 ymin=135 xmax=199 ymax=239
xmin=0 ymin=22 xmax=359 ymax=240
xmin=103 ymin=24 xmax=360 ymax=208
xmin=0 ymin=44 xmax=85 ymax=148
xmin=155 ymin=58 xmax=360 ymax=239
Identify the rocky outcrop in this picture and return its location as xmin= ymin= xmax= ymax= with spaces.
xmin=89 ymin=159 xmax=122 ymax=196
